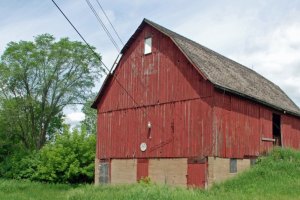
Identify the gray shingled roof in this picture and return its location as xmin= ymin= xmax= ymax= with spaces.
xmin=143 ymin=19 xmax=300 ymax=116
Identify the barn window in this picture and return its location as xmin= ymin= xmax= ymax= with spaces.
xmin=144 ymin=37 xmax=152 ymax=54
xmin=250 ymin=158 xmax=256 ymax=167
xmin=99 ymin=161 xmax=110 ymax=184
xmin=230 ymin=158 xmax=237 ymax=173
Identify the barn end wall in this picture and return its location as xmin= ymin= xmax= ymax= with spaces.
xmin=95 ymin=158 xmax=199 ymax=187
xmin=149 ymin=158 xmax=187 ymax=187
xmin=97 ymin=98 xmax=212 ymax=159
xmin=111 ymin=159 xmax=137 ymax=184
xmin=94 ymin=158 xmax=100 ymax=185
xmin=97 ymin=24 xmax=212 ymax=113
xmin=96 ymin=24 xmax=214 ymax=160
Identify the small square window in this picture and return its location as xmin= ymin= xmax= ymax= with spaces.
xmin=144 ymin=37 xmax=152 ymax=54
xmin=230 ymin=158 xmax=237 ymax=173
xmin=250 ymin=158 xmax=256 ymax=167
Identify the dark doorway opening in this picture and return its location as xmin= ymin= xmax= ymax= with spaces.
xmin=272 ymin=114 xmax=281 ymax=146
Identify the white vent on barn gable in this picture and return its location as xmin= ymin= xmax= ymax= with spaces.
xmin=144 ymin=37 xmax=152 ymax=54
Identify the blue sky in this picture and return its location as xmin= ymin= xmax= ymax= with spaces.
xmin=1 ymin=0 xmax=300 ymax=124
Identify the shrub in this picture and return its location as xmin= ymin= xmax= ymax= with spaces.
xmin=32 ymin=126 xmax=96 ymax=183
xmin=0 ymin=149 xmax=38 ymax=179
xmin=0 ymin=126 xmax=96 ymax=184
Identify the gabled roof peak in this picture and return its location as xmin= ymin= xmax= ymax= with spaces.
xmin=94 ymin=19 xmax=300 ymax=116
xmin=139 ymin=19 xmax=300 ymax=116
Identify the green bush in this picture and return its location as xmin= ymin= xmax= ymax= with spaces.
xmin=0 ymin=149 xmax=38 ymax=179
xmin=33 ymin=126 xmax=95 ymax=183
xmin=0 ymin=126 xmax=96 ymax=184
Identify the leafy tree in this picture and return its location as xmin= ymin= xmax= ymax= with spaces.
xmin=0 ymin=99 xmax=25 ymax=162
xmin=0 ymin=34 xmax=102 ymax=149
xmin=81 ymin=93 xmax=97 ymax=135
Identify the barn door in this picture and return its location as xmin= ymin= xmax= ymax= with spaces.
xmin=272 ymin=114 xmax=281 ymax=146
xmin=187 ymin=157 xmax=207 ymax=188
xmin=137 ymin=159 xmax=149 ymax=181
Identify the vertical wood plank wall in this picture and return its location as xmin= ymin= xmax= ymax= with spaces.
xmin=96 ymin=23 xmax=300 ymax=161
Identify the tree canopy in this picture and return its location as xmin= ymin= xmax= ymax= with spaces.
xmin=0 ymin=34 xmax=102 ymax=150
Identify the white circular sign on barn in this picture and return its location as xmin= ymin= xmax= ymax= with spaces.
xmin=140 ymin=142 xmax=147 ymax=152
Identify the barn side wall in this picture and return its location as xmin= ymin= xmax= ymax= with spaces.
xmin=282 ymin=114 xmax=300 ymax=149
xmin=212 ymin=90 xmax=274 ymax=158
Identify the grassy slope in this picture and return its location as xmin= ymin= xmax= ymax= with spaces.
xmin=1 ymin=148 xmax=300 ymax=200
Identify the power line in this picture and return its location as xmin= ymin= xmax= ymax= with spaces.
xmin=87 ymin=1 xmax=186 ymax=130
xmin=50 ymin=0 xmax=108 ymax=72
xmin=85 ymin=0 xmax=120 ymax=52
xmin=51 ymin=0 xmax=139 ymax=106
xmin=90 ymin=0 xmax=150 ymax=91
xmin=51 ymin=0 xmax=156 ymax=127
xmin=50 ymin=0 xmax=175 ymax=137
xmin=95 ymin=0 xmax=124 ymax=45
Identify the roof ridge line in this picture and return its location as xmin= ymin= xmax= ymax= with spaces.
xmin=143 ymin=18 xmax=300 ymax=115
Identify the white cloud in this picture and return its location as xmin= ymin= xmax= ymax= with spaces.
xmin=225 ymin=21 xmax=300 ymax=105
xmin=1 ymin=0 xmax=300 ymax=125
xmin=64 ymin=112 xmax=85 ymax=126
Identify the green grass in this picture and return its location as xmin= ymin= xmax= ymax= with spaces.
xmin=1 ymin=148 xmax=300 ymax=200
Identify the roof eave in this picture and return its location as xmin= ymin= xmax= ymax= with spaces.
xmin=214 ymin=84 xmax=300 ymax=118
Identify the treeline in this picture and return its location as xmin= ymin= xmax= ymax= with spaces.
xmin=0 ymin=34 xmax=102 ymax=184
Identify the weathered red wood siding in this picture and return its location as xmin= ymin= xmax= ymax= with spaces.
xmin=97 ymin=24 xmax=212 ymax=113
xmin=96 ymin=24 xmax=214 ymax=159
xmin=96 ymin=23 xmax=300 ymax=161
xmin=282 ymin=115 xmax=300 ymax=149
xmin=212 ymin=91 xmax=273 ymax=158
xmin=97 ymin=99 xmax=213 ymax=159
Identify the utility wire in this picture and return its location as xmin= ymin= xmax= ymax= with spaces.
xmin=88 ymin=1 xmax=184 ymax=131
xmin=51 ymin=0 xmax=141 ymax=108
xmin=51 ymin=0 xmax=108 ymax=72
xmin=86 ymin=0 xmax=120 ymax=52
xmin=89 ymin=0 xmax=150 ymax=96
xmin=95 ymin=0 xmax=124 ymax=45
xmin=51 ymin=0 xmax=176 ymax=138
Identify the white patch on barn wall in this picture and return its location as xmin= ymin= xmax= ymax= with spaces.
xmin=140 ymin=142 xmax=147 ymax=152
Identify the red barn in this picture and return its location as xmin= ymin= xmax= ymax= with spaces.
xmin=92 ymin=19 xmax=300 ymax=188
